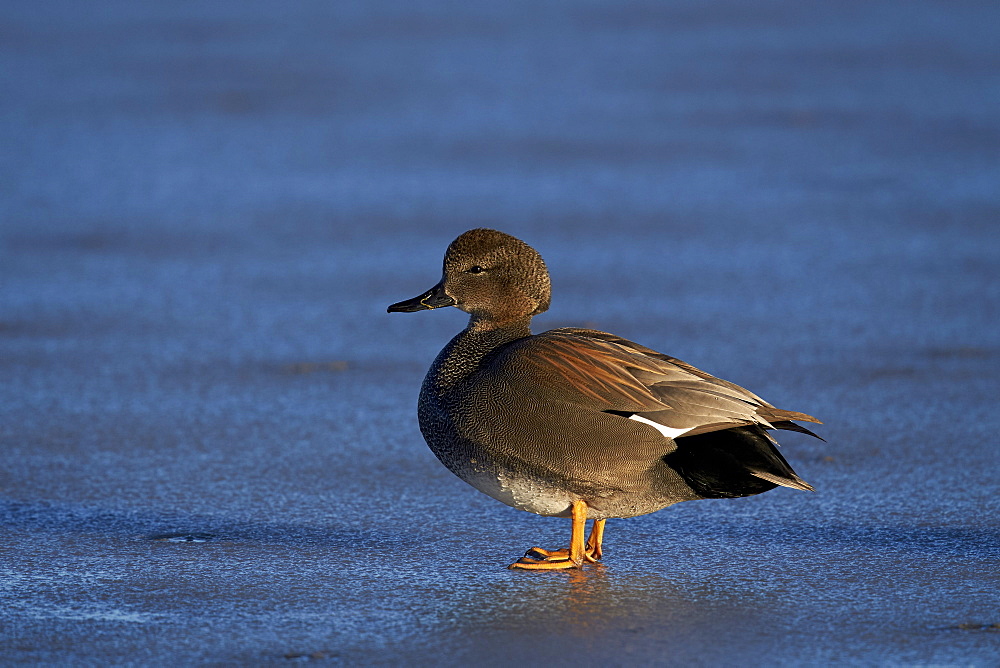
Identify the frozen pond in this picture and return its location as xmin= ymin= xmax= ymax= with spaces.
xmin=2 ymin=0 xmax=999 ymax=664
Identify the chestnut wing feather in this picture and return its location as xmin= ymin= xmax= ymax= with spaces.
xmin=503 ymin=328 xmax=821 ymax=437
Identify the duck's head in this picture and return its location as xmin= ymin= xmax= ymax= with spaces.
xmin=388 ymin=229 xmax=551 ymax=329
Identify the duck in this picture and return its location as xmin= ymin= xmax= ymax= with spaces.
xmin=388 ymin=228 xmax=820 ymax=570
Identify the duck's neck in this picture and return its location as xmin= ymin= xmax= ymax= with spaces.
xmin=426 ymin=317 xmax=532 ymax=395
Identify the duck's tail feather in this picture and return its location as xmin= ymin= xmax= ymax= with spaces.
xmin=770 ymin=420 xmax=825 ymax=441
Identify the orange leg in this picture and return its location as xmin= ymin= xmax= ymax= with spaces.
xmin=586 ymin=518 xmax=605 ymax=561
xmin=523 ymin=518 xmax=606 ymax=564
xmin=509 ymin=500 xmax=596 ymax=570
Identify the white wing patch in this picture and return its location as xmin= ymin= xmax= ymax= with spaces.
xmin=628 ymin=414 xmax=693 ymax=439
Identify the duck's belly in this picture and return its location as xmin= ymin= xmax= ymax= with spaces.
xmin=461 ymin=461 xmax=576 ymax=517
xmin=459 ymin=459 xmax=682 ymax=519
xmin=424 ymin=433 xmax=681 ymax=519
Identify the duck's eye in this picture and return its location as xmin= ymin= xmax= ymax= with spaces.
xmin=467 ymin=265 xmax=485 ymax=274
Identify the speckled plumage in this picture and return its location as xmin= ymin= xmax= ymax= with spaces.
xmin=389 ymin=228 xmax=820 ymax=563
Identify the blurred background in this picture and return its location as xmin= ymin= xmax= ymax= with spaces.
xmin=2 ymin=1 xmax=999 ymax=664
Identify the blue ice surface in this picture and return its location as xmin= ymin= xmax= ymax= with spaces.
xmin=1 ymin=0 xmax=999 ymax=665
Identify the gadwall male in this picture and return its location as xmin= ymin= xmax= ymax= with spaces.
xmin=388 ymin=229 xmax=820 ymax=570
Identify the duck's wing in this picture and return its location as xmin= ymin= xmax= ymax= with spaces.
xmin=502 ymin=327 xmax=822 ymax=440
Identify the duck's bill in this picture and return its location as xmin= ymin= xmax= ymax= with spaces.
xmin=387 ymin=282 xmax=456 ymax=312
